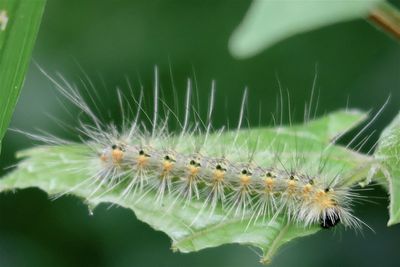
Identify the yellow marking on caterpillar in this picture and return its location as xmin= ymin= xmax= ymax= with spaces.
xmin=162 ymin=160 xmax=174 ymax=173
xmin=264 ymin=177 xmax=274 ymax=191
xmin=302 ymin=183 xmax=314 ymax=200
xmin=315 ymin=189 xmax=335 ymax=208
xmin=240 ymin=174 xmax=251 ymax=186
xmin=112 ymin=149 xmax=124 ymax=163
xmin=137 ymin=154 xmax=149 ymax=167
xmin=100 ymin=154 xmax=108 ymax=162
xmin=287 ymin=179 xmax=297 ymax=194
xmin=287 ymin=179 xmax=296 ymax=187
xmin=213 ymin=169 xmax=225 ymax=182
xmin=188 ymin=165 xmax=200 ymax=177
xmin=303 ymin=183 xmax=313 ymax=194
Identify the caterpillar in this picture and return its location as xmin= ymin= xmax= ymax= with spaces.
xmin=23 ymin=66 xmax=375 ymax=234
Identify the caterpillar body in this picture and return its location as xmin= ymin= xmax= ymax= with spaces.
xmin=29 ymin=67 xmax=375 ymax=236
xmin=94 ymin=127 xmax=353 ymax=230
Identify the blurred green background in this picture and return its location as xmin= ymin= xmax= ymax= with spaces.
xmin=1 ymin=0 xmax=400 ymax=266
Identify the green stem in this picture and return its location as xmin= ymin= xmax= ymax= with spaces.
xmin=368 ymin=2 xmax=400 ymax=40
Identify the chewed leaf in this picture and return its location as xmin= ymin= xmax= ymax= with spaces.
xmin=229 ymin=0 xmax=383 ymax=59
xmin=0 ymin=110 xmax=374 ymax=264
xmin=375 ymin=112 xmax=400 ymax=226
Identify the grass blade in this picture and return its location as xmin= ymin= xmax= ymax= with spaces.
xmin=0 ymin=0 xmax=46 ymax=153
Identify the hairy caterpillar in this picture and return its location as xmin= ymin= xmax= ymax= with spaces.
xmin=27 ymin=66 xmax=376 ymax=229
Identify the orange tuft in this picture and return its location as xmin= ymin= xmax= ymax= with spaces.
xmin=264 ymin=177 xmax=274 ymax=190
xmin=137 ymin=154 xmax=149 ymax=167
xmin=303 ymin=184 xmax=313 ymax=194
xmin=240 ymin=174 xmax=251 ymax=186
xmin=100 ymin=154 xmax=108 ymax=162
xmin=213 ymin=169 xmax=225 ymax=182
xmin=112 ymin=149 xmax=124 ymax=163
xmin=188 ymin=165 xmax=200 ymax=177
xmin=287 ymin=179 xmax=297 ymax=194
xmin=162 ymin=160 xmax=174 ymax=173
xmin=315 ymin=190 xmax=335 ymax=208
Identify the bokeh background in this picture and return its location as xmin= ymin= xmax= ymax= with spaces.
xmin=1 ymin=0 xmax=400 ymax=266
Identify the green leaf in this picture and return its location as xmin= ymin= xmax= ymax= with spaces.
xmin=0 ymin=0 xmax=46 ymax=153
xmin=0 ymin=110 xmax=374 ymax=264
xmin=229 ymin=0 xmax=383 ymax=59
xmin=375 ymin=112 xmax=400 ymax=226
xmin=292 ymin=109 xmax=368 ymax=142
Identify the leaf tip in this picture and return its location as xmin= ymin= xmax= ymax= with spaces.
xmin=387 ymin=218 xmax=399 ymax=227
xmin=171 ymin=243 xmax=179 ymax=253
xmin=259 ymin=255 xmax=272 ymax=265
xmin=228 ymin=30 xmax=261 ymax=60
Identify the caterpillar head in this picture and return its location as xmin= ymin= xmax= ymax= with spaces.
xmin=320 ymin=210 xmax=341 ymax=229
xmin=315 ymin=187 xmax=342 ymax=229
